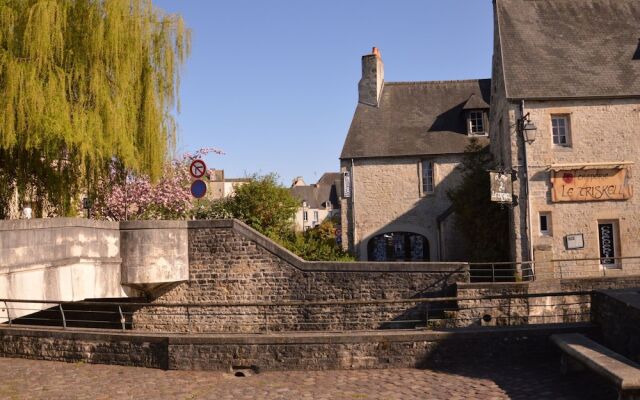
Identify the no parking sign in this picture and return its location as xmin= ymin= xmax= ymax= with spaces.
xmin=189 ymin=159 xmax=207 ymax=178
xmin=189 ymin=159 xmax=207 ymax=198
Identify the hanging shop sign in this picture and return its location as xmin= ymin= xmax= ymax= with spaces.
xmin=342 ymin=171 xmax=351 ymax=198
xmin=550 ymin=167 xmax=633 ymax=202
xmin=490 ymin=171 xmax=512 ymax=203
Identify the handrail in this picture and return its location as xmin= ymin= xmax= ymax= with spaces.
xmin=0 ymin=290 xmax=591 ymax=308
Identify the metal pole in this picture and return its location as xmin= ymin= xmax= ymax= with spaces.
xmin=118 ymin=305 xmax=126 ymax=331
xmin=4 ymin=301 xmax=11 ymax=325
xmin=186 ymin=305 xmax=191 ymax=333
xmin=59 ymin=304 xmax=67 ymax=328
xmin=491 ymin=263 xmax=495 ymax=282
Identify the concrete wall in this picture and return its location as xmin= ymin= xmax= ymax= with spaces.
xmin=340 ymin=155 xmax=466 ymax=261
xmin=0 ymin=323 xmax=594 ymax=371
xmin=0 ymin=219 xmax=132 ymax=320
xmin=0 ymin=218 xmax=193 ymax=320
xmin=133 ymin=220 xmax=469 ymax=333
xmin=120 ymin=220 xmax=189 ymax=290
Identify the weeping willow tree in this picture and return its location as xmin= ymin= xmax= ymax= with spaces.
xmin=0 ymin=0 xmax=190 ymax=217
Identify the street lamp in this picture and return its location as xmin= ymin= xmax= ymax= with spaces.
xmin=517 ymin=112 xmax=537 ymax=144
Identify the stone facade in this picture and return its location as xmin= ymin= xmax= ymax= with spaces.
xmin=339 ymin=49 xmax=490 ymax=262
xmin=132 ymin=221 xmax=468 ymax=333
xmin=340 ymin=155 xmax=466 ymax=261
xmin=490 ymin=97 xmax=640 ymax=268
xmin=489 ymin=0 xmax=640 ymax=277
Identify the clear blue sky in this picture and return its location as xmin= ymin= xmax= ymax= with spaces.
xmin=154 ymin=1 xmax=494 ymax=185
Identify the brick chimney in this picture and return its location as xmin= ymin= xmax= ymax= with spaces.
xmin=358 ymin=47 xmax=384 ymax=107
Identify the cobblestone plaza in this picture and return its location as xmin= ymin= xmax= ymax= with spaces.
xmin=0 ymin=357 xmax=615 ymax=400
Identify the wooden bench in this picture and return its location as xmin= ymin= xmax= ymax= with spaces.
xmin=551 ymin=333 xmax=640 ymax=400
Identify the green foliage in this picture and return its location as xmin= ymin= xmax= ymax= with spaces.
xmin=447 ymin=139 xmax=510 ymax=262
xmin=222 ymin=173 xmax=299 ymax=239
xmin=281 ymin=218 xmax=354 ymax=261
xmin=190 ymin=197 xmax=234 ymax=220
xmin=194 ymin=173 xmax=352 ymax=261
xmin=0 ymin=0 xmax=190 ymax=217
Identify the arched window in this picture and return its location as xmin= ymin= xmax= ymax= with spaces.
xmin=367 ymin=232 xmax=429 ymax=261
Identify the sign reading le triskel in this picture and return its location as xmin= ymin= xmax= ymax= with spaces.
xmin=550 ymin=166 xmax=633 ymax=202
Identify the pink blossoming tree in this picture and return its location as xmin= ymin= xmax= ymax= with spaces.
xmin=94 ymin=147 xmax=223 ymax=221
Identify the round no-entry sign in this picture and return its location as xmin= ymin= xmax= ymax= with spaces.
xmin=190 ymin=159 xmax=207 ymax=179
xmin=190 ymin=179 xmax=207 ymax=198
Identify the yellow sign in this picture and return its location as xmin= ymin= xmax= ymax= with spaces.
xmin=550 ymin=168 xmax=633 ymax=202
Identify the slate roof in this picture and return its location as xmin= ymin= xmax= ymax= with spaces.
xmin=290 ymin=173 xmax=340 ymax=209
xmin=463 ymin=94 xmax=490 ymax=110
xmin=340 ymin=79 xmax=491 ymax=159
xmin=496 ymin=0 xmax=640 ymax=99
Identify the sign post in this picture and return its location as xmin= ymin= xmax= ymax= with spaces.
xmin=189 ymin=159 xmax=207 ymax=199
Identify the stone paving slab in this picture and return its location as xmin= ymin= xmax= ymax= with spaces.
xmin=0 ymin=357 xmax=616 ymax=400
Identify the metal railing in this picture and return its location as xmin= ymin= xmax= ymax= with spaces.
xmin=0 ymin=290 xmax=592 ymax=333
xmin=468 ymin=261 xmax=535 ymax=283
xmin=470 ymin=256 xmax=640 ymax=283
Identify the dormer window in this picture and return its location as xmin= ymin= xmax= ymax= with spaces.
xmin=468 ymin=110 xmax=486 ymax=135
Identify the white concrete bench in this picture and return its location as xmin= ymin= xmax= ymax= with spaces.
xmin=551 ymin=333 xmax=640 ymax=400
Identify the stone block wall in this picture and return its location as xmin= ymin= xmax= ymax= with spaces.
xmin=0 ymin=327 xmax=167 ymax=368
xmin=0 ymin=323 xmax=595 ymax=371
xmin=591 ymin=289 xmax=640 ymax=363
xmin=132 ymin=220 xmax=468 ymax=333
xmin=453 ymin=277 xmax=640 ymax=328
xmin=453 ymin=282 xmax=590 ymax=327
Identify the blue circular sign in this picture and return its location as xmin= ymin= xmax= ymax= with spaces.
xmin=190 ymin=179 xmax=207 ymax=198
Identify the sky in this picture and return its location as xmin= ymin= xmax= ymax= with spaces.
xmin=153 ymin=1 xmax=494 ymax=186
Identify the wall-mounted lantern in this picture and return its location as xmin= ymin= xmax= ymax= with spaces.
xmin=517 ymin=112 xmax=537 ymax=144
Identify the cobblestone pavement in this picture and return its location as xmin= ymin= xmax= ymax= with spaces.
xmin=0 ymin=357 xmax=616 ymax=400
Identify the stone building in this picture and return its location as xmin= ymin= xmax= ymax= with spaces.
xmin=489 ymin=0 xmax=640 ymax=276
xmin=339 ymin=48 xmax=491 ymax=261
xmin=206 ymin=169 xmax=251 ymax=200
xmin=290 ymin=173 xmax=340 ymax=231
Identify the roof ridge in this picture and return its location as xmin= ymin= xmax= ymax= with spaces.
xmin=385 ymin=78 xmax=490 ymax=86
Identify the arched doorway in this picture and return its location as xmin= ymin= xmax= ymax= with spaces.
xmin=367 ymin=232 xmax=429 ymax=261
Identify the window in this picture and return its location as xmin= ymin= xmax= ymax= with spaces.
xmin=313 ymin=211 xmax=319 ymax=221
xmin=598 ymin=220 xmax=620 ymax=268
xmin=539 ymin=212 xmax=552 ymax=236
xmin=303 ymin=211 xmax=308 ymax=221
xmin=421 ymin=160 xmax=434 ymax=194
xmin=469 ymin=111 xmax=485 ymax=134
xmin=551 ymin=115 xmax=570 ymax=146
xmin=367 ymin=232 xmax=429 ymax=261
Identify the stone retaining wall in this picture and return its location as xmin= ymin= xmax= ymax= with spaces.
xmin=0 ymin=323 xmax=595 ymax=371
xmin=132 ymin=220 xmax=469 ymax=333
xmin=591 ymin=289 xmax=640 ymax=364
xmin=453 ymin=277 xmax=640 ymax=327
